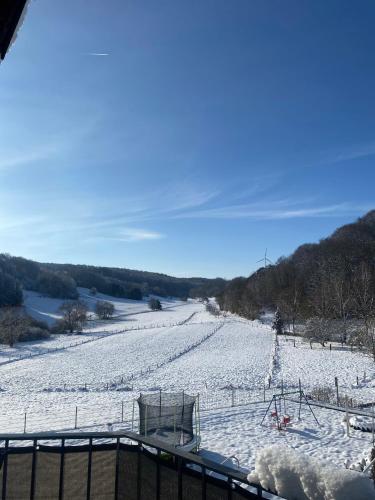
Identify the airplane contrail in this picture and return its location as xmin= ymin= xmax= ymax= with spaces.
xmin=87 ymin=52 xmax=109 ymax=56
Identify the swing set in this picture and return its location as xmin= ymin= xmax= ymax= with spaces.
xmin=260 ymin=389 xmax=320 ymax=431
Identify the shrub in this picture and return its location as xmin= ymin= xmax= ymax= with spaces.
xmin=95 ymin=300 xmax=115 ymax=320
xmin=149 ymin=298 xmax=162 ymax=311
xmin=0 ymin=307 xmax=28 ymax=347
xmin=59 ymin=301 xmax=88 ymax=333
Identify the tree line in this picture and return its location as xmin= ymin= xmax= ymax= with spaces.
xmin=0 ymin=254 xmax=226 ymax=305
xmin=217 ymin=210 xmax=375 ymax=359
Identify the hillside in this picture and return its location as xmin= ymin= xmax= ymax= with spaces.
xmin=0 ymin=253 xmax=226 ymax=306
xmin=217 ymin=210 xmax=375 ymax=325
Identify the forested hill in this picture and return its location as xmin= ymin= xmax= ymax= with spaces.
xmin=0 ymin=254 xmax=226 ymax=306
xmin=217 ymin=210 xmax=375 ymax=323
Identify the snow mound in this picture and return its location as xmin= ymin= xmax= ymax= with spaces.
xmin=349 ymin=416 xmax=375 ymax=432
xmin=248 ymin=446 xmax=375 ymax=500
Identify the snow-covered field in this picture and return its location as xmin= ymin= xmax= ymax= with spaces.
xmin=0 ymin=290 xmax=374 ymax=479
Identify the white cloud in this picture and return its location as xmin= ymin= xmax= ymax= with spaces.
xmin=113 ymin=228 xmax=164 ymax=242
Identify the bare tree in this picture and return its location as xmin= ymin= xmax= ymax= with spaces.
xmin=59 ymin=301 xmax=88 ymax=333
xmin=303 ymin=317 xmax=333 ymax=347
xmin=95 ymin=300 xmax=115 ymax=320
xmin=0 ymin=307 xmax=28 ymax=347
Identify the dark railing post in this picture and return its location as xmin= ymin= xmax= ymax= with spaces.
xmin=86 ymin=438 xmax=93 ymax=500
xmin=114 ymin=437 xmax=120 ymax=500
xmin=30 ymin=439 xmax=37 ymax=500
xmin=2 ymin=439 xmax=9 ymax=500
xmin=156 ymin=449 xmax=161 ymax=500
xmin=59 ymin=438 xmax=65 ymax=500
xmin=227 ymin=477 xmax=233 ymax=500
xmin=177 ymin=457 xmax=183 ymax=500
xmin=202 ymin=465 xmax=207 ymax=500
xmin=136 ymin=442 xmax=141 ymax=500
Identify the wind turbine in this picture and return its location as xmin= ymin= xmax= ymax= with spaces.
xmin=256 ymin=248 xmax=273 ymax=268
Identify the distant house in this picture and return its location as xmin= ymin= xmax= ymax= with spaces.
xmin=0 ymin=0 xmax=28 ymax=60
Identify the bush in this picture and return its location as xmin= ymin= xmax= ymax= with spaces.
xmin=18 ymin=326 xmax=50 ymax=342
xmin=149 ymin=298 xmax=162 ymax=311
xmin=0 ymin=307 xmax=28 ymax=347
xmin=95 ymin=300 xmax=115 ymax=320
xmin=206 ymin=302 xmax=220 ymax=316
xmin=59 ymin=301 xmax=88 ymax=333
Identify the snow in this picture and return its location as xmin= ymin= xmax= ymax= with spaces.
xmin=248 ymin=446 xmax=375 ymax=499
xmin=2 ymin=290 xmax=375 ymax=492
xmin=275 ymin=335 xmax=375 ymax=403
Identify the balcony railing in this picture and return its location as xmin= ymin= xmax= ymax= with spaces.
xmin=0 ymin=430 xmax=277 ymax=499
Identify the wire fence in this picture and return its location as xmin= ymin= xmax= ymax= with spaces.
xmin=0 ymin=386 xmax=276 ymax=435
xmin=0 ymin=312 xmax=210 ymax=369
xmin=1 ymin=378 xmax=374 ymax=435
xmin=41 ymin=322 xmax=225 ymax=393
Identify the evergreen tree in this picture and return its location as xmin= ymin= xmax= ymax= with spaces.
xmin=272 ymin=309 xmax=284 ymax=335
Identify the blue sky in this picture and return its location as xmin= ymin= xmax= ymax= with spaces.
xmin=0 ymin=0 xmax=374 ymax=279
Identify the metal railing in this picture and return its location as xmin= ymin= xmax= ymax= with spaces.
xmin=0 ymin=430 xmax=278 ymax=499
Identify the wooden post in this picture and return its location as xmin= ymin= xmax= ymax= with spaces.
xmin=329 ymin=344 xmax=332 ymax=351
xmin=335 ymin=377 xmax=339 ymax=405
xmin=75 ymin=406 xmax=78 ymax=429
xmin=23 ymin=412 xmax=27 ymax=433
xmin=231 ymin=387 xmax=235 ymax=407
xmin=145 ymin=405 xmax=148 ymax=437
xmin=131 ymin=400 xmax=135 ymax=431
xmin=356 ymin=375 xmax=359 ymax=386
xmin=346 ymin=406 xmax=350 ymax=437
xmin=263 ymin=384 xmax=266 ymax=402
xmin=372 ymin=404 xmax=375 ymax=447
xmin=121 ymin=401 xmax=124 ymax=423
xmin=197 ymin=393 xmax=201 ymax=440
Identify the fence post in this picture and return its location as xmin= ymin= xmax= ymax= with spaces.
xmin=335 ymin=377 xmax=339 ymax=405
xmin=121 ymin=401 xmax=124 ymax=423
xmin=345 ymin=406 xmax=350 ymax=437
xmin=74 ymin=406 xmax=78 ymax=429
xmin=263 ymin=384 xmax=266 ymax=402
xmin=231 ymin=387 xmax=235 ymax=407
xmin=23 ymin=412 xmax=27 ymax=433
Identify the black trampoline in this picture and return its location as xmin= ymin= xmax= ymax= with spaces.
xmin=137 ymin=391 xmax=199 ymax=448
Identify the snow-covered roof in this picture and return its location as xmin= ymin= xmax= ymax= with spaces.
xmin=0 ymin=0 xmax=29 ymax=61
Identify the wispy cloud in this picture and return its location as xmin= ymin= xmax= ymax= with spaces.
xmin=0 ymin=145 xmax=59 ymax=170
xmin=168 ymin=201 xmax=374 ymax=221
xmin=86 ymin=53 xmax=110 ymax=57
xmin=109 ymin=228 xmax=164 ymax=242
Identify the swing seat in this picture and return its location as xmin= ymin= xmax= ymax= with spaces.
xmin=282 ymin=415 xmax=291 ymax=425
xmin=271 ymin=411 xmax=278 ymax=418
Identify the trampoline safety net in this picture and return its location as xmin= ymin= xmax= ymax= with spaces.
xmin=138 ymin=392 xmax=196 ymax=446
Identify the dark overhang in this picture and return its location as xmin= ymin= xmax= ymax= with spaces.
xmin=0 ymin=0 xmax=28 ymax=60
